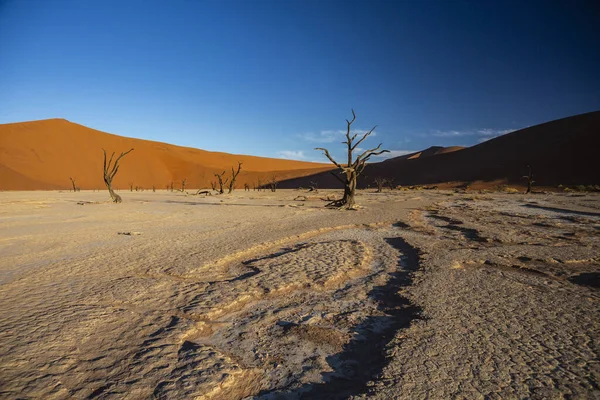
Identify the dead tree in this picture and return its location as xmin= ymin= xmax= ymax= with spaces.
xmin=256 ymin=178 xmax=263 ymax=192
xmin=214 ymin=171 xmax=229 ymax=194
xmin=316 ymin=110 xmax=388 ymax=208
xmin=523 ymin=165 xmax=535 ymax=194
xmin=227 ymin=162 xmax=242 ymax=194
xmin=269 ymin=175 xmax=278 ymax=192
xmin=387 ymin=177 xmax=395 ymax=191
xmin=374 ymin=177 xmax=388 ymax=193
xmin=181 ymin=178 xmax=187 ymax=192
xmin=102 ymin=148 xmax=134 ymax=203
xmin=69 ymin=177 xmax=78 ymax=192
xmin=308 ymin=181 xmax=319 ymax=193
xmin=169 ymin=181 xmax=174 ymax=192
xmin=129 ymin=182 xmax=134 ymax=192
xmin=211 ymin=181 xmax=217 ymax=191
xmin=244 ymin=183 xmax=250 ymax=191
xmin=152 ymin=185 xmax=156 ymax=192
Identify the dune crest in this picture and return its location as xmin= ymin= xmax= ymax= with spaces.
xmin=278 ymin=111 xmax=600 ymax=189
xmin=0 ymin=119 xmax=332 ymax=190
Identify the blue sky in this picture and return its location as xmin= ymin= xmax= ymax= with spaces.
xmin=1 ymin=0 xmax=599 ymax=162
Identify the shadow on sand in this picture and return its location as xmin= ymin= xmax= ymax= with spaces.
xmin=259 ymin=235 xmax=423 ymax=399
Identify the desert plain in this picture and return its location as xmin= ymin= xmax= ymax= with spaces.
xmin=0 ymin=188 xmax=599 ymax=399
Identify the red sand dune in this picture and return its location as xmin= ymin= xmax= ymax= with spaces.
xmin=0 ymin=119 xmax=333 ymax=190
xmin=278 ymin=111 xmax=600 ymax=189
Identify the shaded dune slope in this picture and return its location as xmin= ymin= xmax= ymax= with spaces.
xmin=0 ymin=119 xmax=332 ymax=190
xmin=278 ymin=111 xmax=600 ymax=189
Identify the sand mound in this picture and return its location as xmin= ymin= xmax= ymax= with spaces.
xmin=0 ymin=118 xmax=332 ymax=190
xmin=279 ymin=111 xmax=600 ymax=188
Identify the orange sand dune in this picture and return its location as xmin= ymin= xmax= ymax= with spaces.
xmin=0 ymin=119 xmax=333 ymax=190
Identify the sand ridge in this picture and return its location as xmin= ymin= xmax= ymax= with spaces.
xmin=0 ymin=118 xmax=332 ymax=190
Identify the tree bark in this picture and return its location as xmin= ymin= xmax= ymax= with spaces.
xmin=107 ymin=185 xmax=122 ymax=203
xmin=102 ymin=148 xmax=133 ymax=203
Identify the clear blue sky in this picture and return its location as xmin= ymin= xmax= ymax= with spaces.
xmin=1 ymin=0 xmax=599 ymax=162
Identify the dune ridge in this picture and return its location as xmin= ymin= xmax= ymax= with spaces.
xmin=0 ymin=118 xmax=332 ymax=190
xmin=278 ymin=110 xmax=600 ymax=189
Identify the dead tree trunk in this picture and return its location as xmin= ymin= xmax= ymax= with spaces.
xmin=214 ymin=171 xmax=228 ymax=194
xmin=387 ymin=177 xmax=395 ymax=191
xmin=181 ymin=178 xmax=187 ymax=192
xmin=523 ymin=165 xmax=535 ymax=194
xmin=374 ymin=177 xmax=387 ymax=193
xmin=102 ymin=148 xmax=134 ymax=203
xmin=69 ymin=177 xmax=77 ymax=192
xmin=269 ymin=176 xmax=278 ymax=192
xmin=316 ymin=110 xmax=388 ymax=209
xmin=244 ymin=183 xmax=250 ymax=191
xmin=227 ymin=162 xmax=242 ymax=194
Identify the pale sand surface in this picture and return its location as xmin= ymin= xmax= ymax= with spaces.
xmin=0 ymin=189 xmax=598 ymax=399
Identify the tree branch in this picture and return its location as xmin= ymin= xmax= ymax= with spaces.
xmin=102 ymin=149 xmax=108 ymax=175
xmin=351 ymin=125 xmax=377 ymax=151
xmin=355 ymin=143 xmax=383 ymax=164
xmin=109 ymin=148 xmax=134 ymax=178
xmin=361 ymin=149 xmax=390 ymax=163
xmin=315 ymin=147 xmax=344 ymax=170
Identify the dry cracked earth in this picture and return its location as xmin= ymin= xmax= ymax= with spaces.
xmin=0 ymin=190 xmax=598 ymax=399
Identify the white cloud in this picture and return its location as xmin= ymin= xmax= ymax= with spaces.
xmin=431 ymin=130 xmax=466 ymax=138
xmin=300 ymin=129 xmax=377 ymax=143
xmin=277 ymin=150 xmax=306 ymax=160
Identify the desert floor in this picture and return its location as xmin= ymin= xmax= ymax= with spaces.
xmin=0 ymin=189 xmax=598 ymax=399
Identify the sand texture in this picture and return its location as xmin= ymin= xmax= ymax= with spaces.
xmin=0 ymin=189 xmax=598 ymax=399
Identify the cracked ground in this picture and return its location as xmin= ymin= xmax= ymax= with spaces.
xmin=0 ymin=190 xmax=598 ymax=399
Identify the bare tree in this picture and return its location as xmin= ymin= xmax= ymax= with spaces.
xmin=315 ymin=110 xmax=388 ymax=208
xmin=387 ymin=177 xmax=395 ymax=190
xmin=152 ymin=185 xmax=156 ymax=192
xmin=102 ymin=148 xmax=134 ymax=203
xmin=129 ymin=182 xmax=134 ymax=192
xmin=374 ymin=177 xmax=387 ymax=193
xmin=211 ymin=181 xmax=217 ymax=191
xmin=214 ymin=171 xmax=229 ymax=194
xmin=269 ymin=175 xmax=278 ymax=192
xmin=244 ymin=183 xmax=250 ymax=191
xmin=256 ymin=178 xmax=263 ymax=192
xmin=169 ymin=181 xmax=174 ymax=192
xmin=69 ymin=177 xmax=78 ymax=192
xmin=227 ymin=162 xmax=242 ymax=194
xmin=308 ymin=180 xmax=319 ymax=193
xmin=523 ymin=165 xmax=535 ymax=194
xmin=181 ymin=178 xmax=187 ymax=192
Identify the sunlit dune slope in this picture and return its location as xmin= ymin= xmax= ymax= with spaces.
xmin=278 ymin=111 xmax=600 ymax=189
xmin=0 ymin=119 xmax=333 ymax=190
